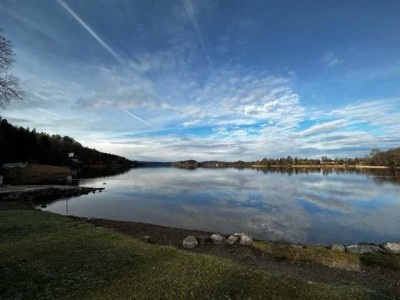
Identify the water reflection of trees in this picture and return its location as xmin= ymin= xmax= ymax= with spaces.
xmin=362 ymin=169 xmax=400 ymax=186
xmin=75 ymin=166 xmax=132 ymax=185
xmin=255 ymin=167 xmax=400 ymax=186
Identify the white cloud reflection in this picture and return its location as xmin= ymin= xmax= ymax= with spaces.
xmin=44 ymin=168 xmax=400 ymax=244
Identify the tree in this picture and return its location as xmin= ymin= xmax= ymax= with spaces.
xmin=0 ymin=30 xmax=22 ymax=108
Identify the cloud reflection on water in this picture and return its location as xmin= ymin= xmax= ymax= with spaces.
xmin=43 ymin=168 xmax=400 ymax=244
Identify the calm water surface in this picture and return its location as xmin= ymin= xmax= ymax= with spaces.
xmin=42 ymin=168 xmax=400 ymax=244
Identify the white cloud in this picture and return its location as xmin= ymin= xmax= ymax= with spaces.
xmin=76 ymin=64 xmax=160 ymax=111
xmin=296 ymin=119 xmax=348 ymax=137
xmin=331 ymin=100 xmax=400 ymax=132
xmin=174 ymin=71 xmax=304 ymax=131
xmin=322 ymin=51 xmax=344 ymax=67
xmin=2 ymin=4 xmax=399 ymax=162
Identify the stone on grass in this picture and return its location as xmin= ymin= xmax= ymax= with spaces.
xmin=226 ymin=235 xmax=239 ymax=245
xmin=346 ymin=244 xmax=385 ymax=254
xmin=330 ymin=244 xmax=346 ymax=252
xmin=234 ymin=233 xmax=253 ymax=246
xmin=182 ymin=236 xmax=198 ymax=249
xmin=381 ymin=242 xmax=400 ymax=254
xmin=211 ymin=234 xmax=226 ymax=245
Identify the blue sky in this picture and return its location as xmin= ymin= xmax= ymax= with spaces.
xmin=1 ymin=0 xmax=399 ymax=161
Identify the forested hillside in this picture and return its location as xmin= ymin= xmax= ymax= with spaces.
xmin=0 ymin=118 xmax=133 ymax=167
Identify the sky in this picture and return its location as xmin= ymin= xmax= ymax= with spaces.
xmin=0 ymin=0 xmax=400 ymax=161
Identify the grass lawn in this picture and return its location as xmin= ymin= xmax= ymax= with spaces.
xmin=0 ymin=210 xmax=386 ymax=299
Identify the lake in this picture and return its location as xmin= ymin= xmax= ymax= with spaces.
xmin=41 ymin=167 xmax=400 ymax=244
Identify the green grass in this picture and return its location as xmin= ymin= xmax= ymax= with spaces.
xmin=360 ymin=253 xmax=400 ymax=271
xmin=0 ymin=210 xmax=382 ymax=299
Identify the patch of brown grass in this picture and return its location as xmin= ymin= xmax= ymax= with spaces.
xmin=5 ymin=164 xmax=71 ymax=184
xmin=251 ymin=242 xmax=360 ymax=271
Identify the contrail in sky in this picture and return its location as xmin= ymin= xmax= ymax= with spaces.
xmin=56 ymin=0 xmax=123 ymax=64
xmin=181 ymin=0 xmax=213 ymax=71
xmin=123 ymin=109 xmax=151 ymax=126
xmin=56 ymin=0 xmax=151 ymax=126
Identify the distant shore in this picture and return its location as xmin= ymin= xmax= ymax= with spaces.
xmin=251 ymin=164 xmax=390 ymax=169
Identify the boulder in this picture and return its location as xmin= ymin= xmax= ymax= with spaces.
xmin=381 ymin=242 xmax=400 ymax=254
xmin=234 ymin=233 xmax=253 ymax=246
xmin=211 ymin=234 xmax=226 ymax=245
xmin=183 ymin=236 xmax=198 ymax=249
xmin=346 ymin=244 xmax=385 ymax=254
xmin=330 ymin=244 xmax=346 ymax=252
xmin=226 ymin=235 xmax=239 ymax=245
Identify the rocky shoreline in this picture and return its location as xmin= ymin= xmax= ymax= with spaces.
xmin=3 ymin=210 xmax=400 ymax=299
xmin=77 ymin=216 xmax=400 ymax=296
xmin=78 ymin=216 xmax=400 ymax=255
xmin=1 ymin=188 xmax=399 ymax=255
xmin=183 ymin=232 xmax=400 ymax=254
xmin=0 ymin=185 xmax=104 ymax=202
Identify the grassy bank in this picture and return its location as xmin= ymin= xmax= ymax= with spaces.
xmin=251 ymin=242 xmax=400 ymax=272
xmin=3 ymin=164 xmax=71 ymax=184
xmin=0 ymin=210 xmax=385 ymax=299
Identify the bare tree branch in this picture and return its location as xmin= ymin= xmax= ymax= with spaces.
xmin=0 ymin=29 xmax=22 ymax=108
xmin=0 ymin=75 xmax=23 ymax=108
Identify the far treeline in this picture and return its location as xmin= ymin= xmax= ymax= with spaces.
xmin=0 ymin=118 xmax=133 ymax=168
xmin=257 ymin=148 xmax=400 ymax=168
xmin=174 ymin=147 xmax=400 ymax=169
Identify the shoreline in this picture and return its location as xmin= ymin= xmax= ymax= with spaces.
xmin=0 ymin=185 xmax=104 ymax=202
xmin=72 ymin=215 xmax=399 ymax=254
xmin=0 ymin=185 xmax=397 ymax=248
xmin=3 ymin=209 xmax=399 ymax=298
xmin=251 ymin=164 xmax=390 ymax=169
